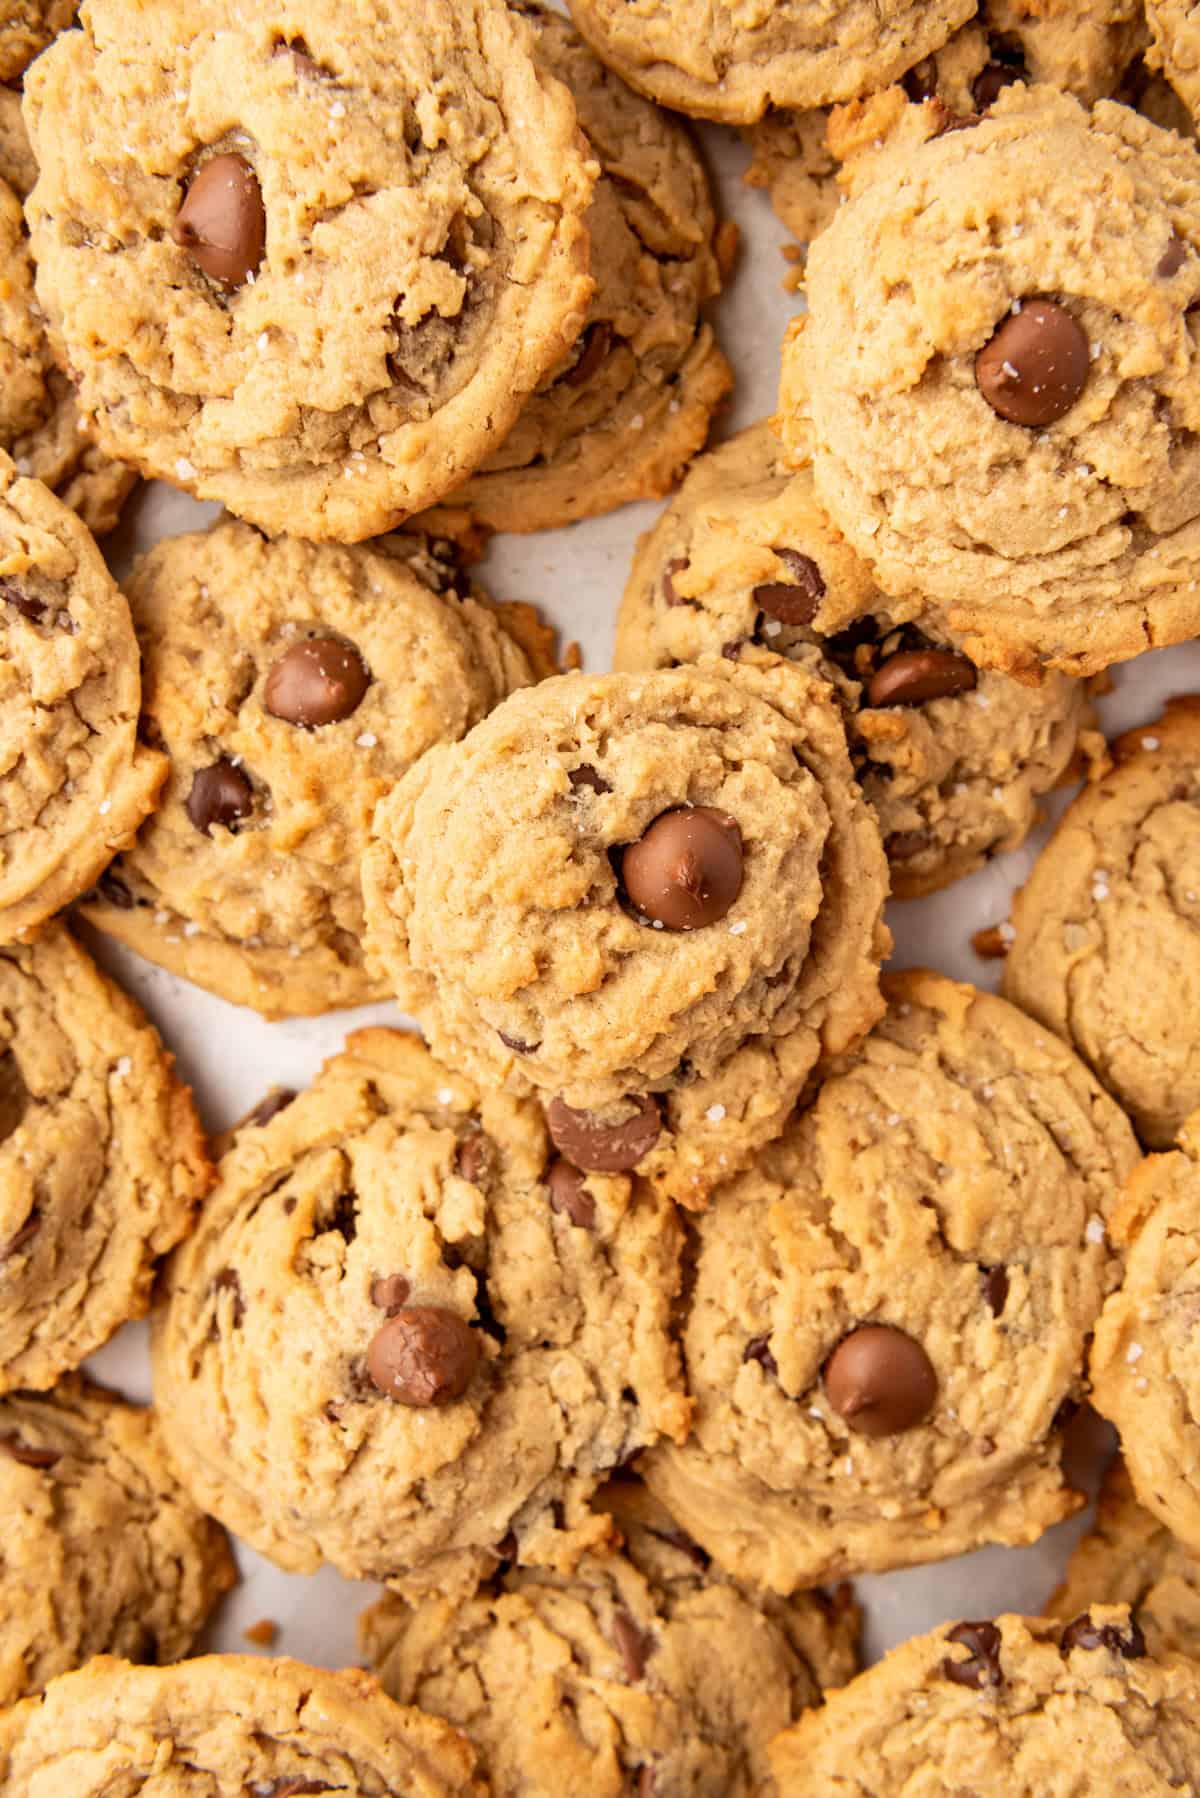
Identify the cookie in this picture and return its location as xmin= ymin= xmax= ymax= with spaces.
xmin=1091 ymin=1109 xmax=1200 ymax=1555
xmin=0 ymin=1375 xmax=236 ymax=1705
xmin=362 ymin=661 xmax=889 ymax=1210
xmin=0 ymin=1654 xmax=485 ymax=1795
xmin=1050 ymin=1458 xmax=1200 ymax=1661
xmin=562 ymin=0 xmax=973 ymax=125
xmin=615 ymin=422 xmax=1096 ymax=899
xmin=0 ymin=88 xmax=35 ymax=199
xmin=0 ymin=456 xmax=164 ymax=943
xmin=420 ymin=3 xmax=731 ymax=537
xmin=0 ymin=0 xmax=74 ymax=81
xmin=360 ymin=1477 xmax=859 ymax=1798
xmin=23 ymin=0 xmax=597 ymax=543
xmin=781 ymin=87 xmax=1200 ymax=679
xmin=1004 ymin=696 xmax=1200 ymax=1149
xmin=770 ymin=1608 xmax=1200 ymax=1795
xmin=1146 ymin=1 xmax=1200 ymax=119
xmin=77 ymin=522 xmax=539 ymax=1018
xmin=0 ymin=924 xmax=211 ymax=1393
xmin=640 ymin=969 xmax=1140 ymax=1593
xmin=151 ymin=1027 xmax=689 ymax=1600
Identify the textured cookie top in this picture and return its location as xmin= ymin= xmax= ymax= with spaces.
xmin=643 ymin=970 xmax=1140 ymax=1593
xmin=783 ymin=87 xmax=1200 ymax=678
xmin=1091 ymin=1110 xmax=1200 ymax=1555
xmin=0 ymin=1654 xmax=485 ymax=1796
xmin=361 ymin=1479 xmax=858 ymax=1798
xmin=79 ymin=520 xmax=536 ymax=1017
xmin=1147 ymin=0 xmax=1200 ymax=118
xmin=0 ymin=0 xmax=74 ymax=80
xmin=363 ymin=662 xmax=889 ymax=1208
xmin=1004 ymin=695 xmax=1200 ymax=1149
xmin=23 ymin=0 xmax=596 ymax=541
xmin=616 ymin=421 xmax=1092 ymax=899
xmin=0 ymin=1377 xmax=235 ymax=1705
xmin=563 ymin=0 xmax=973 ymax=123
xmin=0 ymin=925 xmax=211 ymax=1392
xmin=770 ymin=1608 xmax=1200 ymax=1796
xmin=1051 ymin=1458 xmax=1200 ymax=1662
xmin=152 ymin=1028 xmax=688 ymax=1599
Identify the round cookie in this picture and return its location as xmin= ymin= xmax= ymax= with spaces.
xmin=152 ymin=1028 xmax=689 ymax=1599
xmin=0 ymin=1655 xmax=485 ymax=1795
xmin=1004 ymin=696 xmax=1200 ymax=1149
xmin=0 ymin=1376 xmax=236 ymax=1705
xmin=1146 ymin=1 xmax=1200 ymax=120
xmin=616 ymin=422 xmax=1095 ymax=899
xmin=0 ymin=1 xmax=74 ymax=81
xmin=23 ymin=0 xmax=597 ymax=543
xmin=781 ymin=86 xmax=1200 ymax=679
xmin=0 ymin=456 xmax=163 ymax=944
xmin=77 ymin=521 xmax=539 ymax=1018
xmin=1051 ymin=1458 xmax=1200 ymax=1661
xmin=362 ymin=662 xmax=890 ymax=1210
xmin=361 ymin=1477 xmax=859 ymax=1798
xmin=562 ymin=0 xmax=974 ymax=125
xmin=641 ymin=969 xmax=1140 ymax=1593
xmin=0 ymin=924 xmax=211 ymax=1392
xmin=1091 ymin=1109 xmax=1200 ymax=1555
xmin=420 ymin=3 xmax=731 ymax=537
xmin=769 ymin=1608 xmax=1200 ymax=1795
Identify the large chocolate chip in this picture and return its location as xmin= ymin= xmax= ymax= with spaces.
xmin=982 ymin=1265 xmax=1009 ymax=1316
xmin=545 ymin=1094 xmax=662 ymax=1172
xmin=823 ymin=1325 xmax=937 ymax=1436
xmin=186 ymin=758 xmax=254 ymax=835
xmin=370 ymin=1274 xmax=411 ymax=1315
xmin=942 ymin=1621 xmax=1003 ymax=1689
xmin=547 ymin=1158 xmax=596 ymax=1229
xmin=264 ymin=637 xmax=369 ymax=728
xmin=1158 ymin=233 xmax=1189 ymax=278
xmin=173 ymin=153 xmax=266 ymax=289
xmin=621 ymin=807 xmax=743 ymax=930
xmin=1061 ymin=1612 xmax=1147 ymax=1660
xmin=563 ymin=320 xmax=613 ymax=387
xmin=0 ymin=580 xmax=46 ymax=624
xmin=976 ymin=299 xmax=1089 ymax=427
xmin=866 ymin=648 xmax=977 ymax=708
xmin=753 ymin=548 xmax=826 ymax=626
xmin=743 ymin=1335 xmax=778 ymax=1377
xmin=612 ymin=1610 xmax=649 ymax=1681
xmin=0 ymin=1434 xmax=60 ymax=1469
xmin=366 ymin=1306 xmax=478 ymax=1406
xmin=456 ymin=1133 xmax=493 ymax=1185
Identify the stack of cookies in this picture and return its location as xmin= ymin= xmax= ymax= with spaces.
xmin=5 ymin=1 xmax=1200 ymax=1794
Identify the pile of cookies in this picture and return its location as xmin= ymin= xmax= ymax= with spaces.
xmin=7 ymin=0 xmax=1200 ymax=1792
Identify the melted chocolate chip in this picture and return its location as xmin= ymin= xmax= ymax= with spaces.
xmin=370 ymin=1273 xmax=411 ymax=1315
xmin=456 ymin=1132 xmax=493 ymax=1185
xmin=186 ymin=758 xmax=254 ymax=835
xmin=976 ymin=299 xmax=1090 ymax=427
xmin=621 ymin=807 xmax=744 ymax=930
xmin=97 ymin=871 xmax=135 ymax=909
xmin=902 ymin=57 xmax=938 ymax=102
xmin=545 ymin=1094 xmax=662 ymax=1173
xmin=0 ymin=1050 xmax=29 ymax=1146
xmin=612 ymin=1610 xmax=649 ymax=1681
xmin=753 ymin=548 xmax=826 ymax=626
xmin=823 ymin=1325 xmax=937 ymax=1437
xmin=264 ymin=637 xmax=369 ymax=728
xmin=1052 ymin=1395 xmax=1079 ymax=1433
xmin=982 ymin=1266 xmax=1009 ymax=1316
xmin=274 ymin=36 xmax=327 ymax=81
xmin=247 ymin=1088 xmax=295 ymax=1128
xmin=1158 ymin=232 xmax=1189 ymax=278
xmin=326 ymin=1193 xmax=357 ymax=1242
xmin=366 ymin=1306 xmax=479 ymax=1406
xmin=1061 ymin=1612 xmax=1146 ymax=1659
xmin=563 ymin=320 xmax=613 ymax=387
xmin=743 ymin=1335 xmax=778 ymax=1377
xmin=942 ymin=1621 xmax=1003 ymax=1689
xmin=0 ymin=1434 xmax=60 ymax=1469
xmin=213 ymin=1267 xmax=245 ymax=1327
xmin=0 ymin=579 xmax=46 ymax=624
xmin=866 ymin=649 xmax=977 ymax=708
xmin=661 ymin=556 xmax=689 ymax=607
xmin=498 ymin=1030 xmax=540 ymax=1055
xmin=173 ymin=153 xmax=266 ymax=289
xmin=972 ymin=60 xmax=1022 ymax=108
xmin=570 ymin=765 xmax=612 ymax=795
xmin=547 ymin=1158 xmax=596 ymax=1229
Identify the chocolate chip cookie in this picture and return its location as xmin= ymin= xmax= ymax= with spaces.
xmin=421 ymin=3 xmax=731 ymax=537
xmin=0 ymin=924 xmax=210 ymax=1391
xmin=641 ymin=969 xmax=1140 ymax=1593
xmin=0 ymin=1375 xmax=236 ymax=1705
xmin=152 ymin=1028 xmax=689 ymax=1599
xmin=361 ymin=1477 xmax=859 ymax=1798
xmin=1004 ymin=696 xmax=1200 ymax=1149
xmin=0 ymin=1654 xmax=485 ymax=1795
xmin=78 ymin=521 xmax=540 ymax=1018
xmin=0 ymin=0 xmax=74 ymax=81
xmin=616 ymin=423 xmax=1097 ymax=898
xmin=1051 ymin=1458 xmax=1200 ymax=1661
xmin=0 ymin=456 xmax=163 ymax=944
xmin=770 ymin=1608 xmax=1200 ymax=1795
xmin=23 ymin=0 xmax=597 ymax=543
xmin=1146 ymin=1 xmax=1200 ymax=119
xmin=782 ymin=87 xmax=1200 ymax=679
xmin=362 ymin=662 xmax=889 ymax=1210
xmin=0 ymin=89 xmax=34 ymax=201
xmin=563 ymin=0 xmax=973 ymax=124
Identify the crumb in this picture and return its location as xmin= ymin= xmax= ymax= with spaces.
xmin=971 ymin=922 xmax=1015 ymax=960
xmin=714 ymin=218 xmax=741 ymax=280
xmin=243 ymin=1619 xmax=278 ymax=1648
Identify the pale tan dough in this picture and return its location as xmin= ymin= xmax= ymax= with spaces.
xmin=0 ymin=88 xmax=36 ymax=199
xmin=0 ymin=0 xmax=74 ymax=82
xmin=1146 ymin=0 xmax=1200 ymax=119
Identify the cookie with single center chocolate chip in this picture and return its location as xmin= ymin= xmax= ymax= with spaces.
xmin=78 ymin=520 xmax=542 ymax=1017
xmin=360 ymin=1477 xmax=859 ymax=1798
xmin=362 ymin=661 xmax=890 ymax=1210
xmin=151 ymin=1028 xmax=689 ymax=1599
xmin=23 ymin=0 xmax=597 ymax=542
xmin=615 ymin=422 xmax=1097 ymax=898
xmin=770 ymin=1608 xmax=1200 ymax=1796
xmin=0 ymin=1376 xmax=236 ymax=1704
xmin=640 ymin=970 xmax=1139 ymax=1592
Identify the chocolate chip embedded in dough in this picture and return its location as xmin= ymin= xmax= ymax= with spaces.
xmin=366 ymin=1306 xmax=479 ymax=1406
xmin=264 ymin=637 xmax=370 ymax=728
xmin=545 ymin=1094 xmax=662 ymax=1172
xmin=0 ymin=1434 xmax=60 ymax=1469
xmin=823 ymin=1324 xmax=937 ymax=1437
xmin=866 ymin=648 xmax=977 ymax=708
xmin=172 ymin=153 xmax=266 ymax=289
xmin=621 ymin=807 xmax=744 ymax=931
xmin=976 ymin=299 xmax=1090 ymax=427
xmin=369 ymin=1274 xmax=411 ymax=1315
xmin=753 ymin=548 xmax=825 ymax=626
xmin=547 ymin=1158 xmax=596 ymax=1229
xmin=941 ymin=1621 xmax=1003 ymax=1689
xmin=1060 ymin=1612 xmax=1147 ymax=1660
xmin=186 ymin=758 xmax=254 ymax=835
xmin=982 ymin=1266 xmax=1009 ymax=1316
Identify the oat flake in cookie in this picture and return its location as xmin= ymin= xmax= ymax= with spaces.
xmin=0 ymin=456 xmax=163 ymax=944
xmin=362 ymin=662 xmax=890 ymax=1210
xmin=0 ymin=1655 xmax=485 ymax=1796
xmin=0 ymin=1376 xmax=236 ymax=1705
xmin=641 ymin=971 xmax=1139 ymax=1593
xmin=22 ymin=0 xmax=597 ymax=543
xmin=78 ymin=521 xmax=540 ymax=1018
xmin=151 ymin=1029 xmax=689 ymax=1599
xmin=0 ymin=924 xmax=211 ymax=1394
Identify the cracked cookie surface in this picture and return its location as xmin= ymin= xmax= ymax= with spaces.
xmin=0 ymin=0 xmax=73 ymax=80
xmin=23 ymin=0 xmax=596 ymax=542
xmin=1146 ymin=0 xmax=1200 ymax=119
